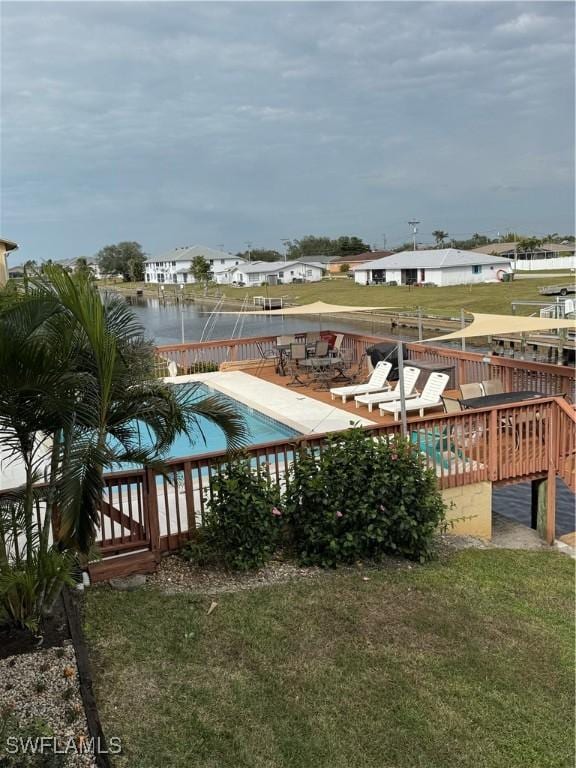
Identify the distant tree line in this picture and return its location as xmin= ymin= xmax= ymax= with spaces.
xmin=394 ymin=231 xmax=575 ymax=253
xmin=235 ymin=235 xmax=371 ymax=263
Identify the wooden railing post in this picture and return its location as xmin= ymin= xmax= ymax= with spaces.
xmin=489 ymin=409 xmax=498 ymax=481
xmin=545 ymin=403 xmax=559 ymax=544
xmin=145 ymin=467 xmax=161 ymax=561
xmin=183 ymin=461 xmax=196 ymax=534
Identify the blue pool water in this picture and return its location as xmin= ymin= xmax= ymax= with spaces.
xmin=132 ymin=383 xmax=299 ymax=459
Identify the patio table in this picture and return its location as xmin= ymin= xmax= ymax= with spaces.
xmin=460 ymin=390 xmax=548 ymax=410
xmin=300 ymin=356 xmax=353 ymax=388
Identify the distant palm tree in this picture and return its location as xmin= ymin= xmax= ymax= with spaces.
xmin=432 ymin=230 xmax=449 ymax=248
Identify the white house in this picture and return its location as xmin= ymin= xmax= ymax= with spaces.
xmin=228 ymin=260 xmax=325 ymax=286
xmin=145 ymin=245 xmax=246 ymax=285
xmin=353 ymin=249 xmax=512 ymax=287
xmin=472 ymin=242 xmax=576 ymax=272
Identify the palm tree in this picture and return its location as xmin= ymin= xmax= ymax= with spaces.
xmin=75 ymin=257 xmax=94 ymax=281
xmin=432 ymin=230 xmax=449 ymax=248
xmin=0 ymin=267 xmax=247 ymax=554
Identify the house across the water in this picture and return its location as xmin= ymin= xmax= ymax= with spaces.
xmin=228 ymin=260 xmax=325 ymax=286
xmin=145 ymin=246 xmax=246 ymax=285
xmin=353 ymin=248 xmax=511 ymax=286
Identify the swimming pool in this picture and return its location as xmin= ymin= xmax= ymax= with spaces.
xmin=128 ymin=383 xmax=300 ymax=460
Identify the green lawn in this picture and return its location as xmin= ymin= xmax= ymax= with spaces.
xmin=106 ymin=274 xmax=568 ymax=316
xmin=84 ymin=550 xmax=574 ymax=768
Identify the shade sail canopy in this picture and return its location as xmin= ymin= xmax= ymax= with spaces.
xmin=218 ymin=301 xmax=396 ymax=316
xmin=427 ymin=312 xmax=576 ymax=342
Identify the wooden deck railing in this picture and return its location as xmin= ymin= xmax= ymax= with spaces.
xmin=87 ymin=395 xmax=574 ymax=578
xmin=157 ymin=329 xmax=576 ymax=397
xmin=4 ymin=330 xmax=573 ymax=580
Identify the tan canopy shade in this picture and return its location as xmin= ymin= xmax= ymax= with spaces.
xmin=218 ymin=301 xmax=396 ymax=316
xmin=427 ymin=312 xmax=576 ymax=342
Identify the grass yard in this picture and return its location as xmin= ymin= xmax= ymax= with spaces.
xmin=84 ymin=550 xmax=575 ymax=768
xmin=107 ymin=274 xmax=572 ymax=316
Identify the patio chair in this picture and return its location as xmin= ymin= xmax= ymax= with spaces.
xmin=459 ymin=382 xmax=483 ymax=400
xmin=354 ymin=366 xmax=420 ymax=412
xmin=481 ymin=378 xmax=504 ymax=395
xmin=314 ymin=340 xmax=330 ymax=357
xmin=442 ymin=396 xmax=463 ymax=414
xmin=330 ymin=348 xmax=356 ymax=382
xmin=307 ymin=355 xmax=336 ymax=390
xmin=379 ymin=372 xmax=449 ymax=421
xmin=441 ymin=395 xmax=484 ymax=447
xmin=330 ymin=333 xmax=344 ymax=357
xmin=255 ymin=340 xmax=280 ymax=377
xmin=285 ymin=343 xmax=308 ymax=387
xmin=305 ymin=332 xmax=321 ymax=355
xmin=277 ymin=334 xmax=296 ymax=347
xmin=330 ymin=361 xmax=392 ymax=403
xmin=273 ymin=335 xmax=296 ymax=375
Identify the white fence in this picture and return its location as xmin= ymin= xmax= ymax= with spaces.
xmin=512 ymin=256 xmax=575 ymax=272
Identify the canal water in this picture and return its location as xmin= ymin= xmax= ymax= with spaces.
xmin=124 ymin=295 xmax=575 ymax=537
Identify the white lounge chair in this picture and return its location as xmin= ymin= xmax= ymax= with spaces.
xmin=379 ymin=372 xmax=450 ymax=421
xmin=330 ymin=361 xmax=392 ymax=403
xmin=354 ymin=366 xmax=421 ymax=412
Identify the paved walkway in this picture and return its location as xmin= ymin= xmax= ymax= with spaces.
xmin=448 ymin=513 xmax=575 ymax=557
xmin=490 ymin=513 xmax=547 ymax=549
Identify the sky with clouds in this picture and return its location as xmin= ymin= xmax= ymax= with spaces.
xmin=1 ymin=1 xmax=574 ymax=262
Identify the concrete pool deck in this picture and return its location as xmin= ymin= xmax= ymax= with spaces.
xmin=164 ymin=370 xmax=376 ymax=434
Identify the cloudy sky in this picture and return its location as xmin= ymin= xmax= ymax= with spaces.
xmin=1 ymin=1 xmax=574 ymax=262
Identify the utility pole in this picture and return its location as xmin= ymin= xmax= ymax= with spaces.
xmin=381 ymin=233 xmax=387 ymax=250
xmin=281 ymin=239 xmax=290 ymax=264
xmin=245 ymin=241 xmax=252 ymax=263
xmin=408 ymin=220 xmax=420 ymax=251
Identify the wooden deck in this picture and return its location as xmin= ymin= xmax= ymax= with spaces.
xmin=23 ymin=329 xmax=576 ymax=581
xmin=247 ymin=361 xmax=455 ymax=426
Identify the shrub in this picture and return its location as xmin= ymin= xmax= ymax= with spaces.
xmin=0 ymin=499 xmax=76 ymax=632
xmin=0 ymin=548 xmax=76 ymax=632
xmin=285 ymin=429 xmax=445 ymax=567
xmin=183 ymin=458 xmax=282 ymax=570
xmin=185 ymin=361 xmax=219 ymax=374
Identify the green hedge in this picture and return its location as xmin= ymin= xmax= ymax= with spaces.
xmin=182 ymin=430 xmax=446 ymax=570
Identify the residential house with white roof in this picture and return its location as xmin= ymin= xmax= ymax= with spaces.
xmin=353 ymin=248 xmax=511 ymax=287
xmin=145 ymin=246 xmax=246 ymax=285
xmin=228 ymin=260 xmax=325 ymax=286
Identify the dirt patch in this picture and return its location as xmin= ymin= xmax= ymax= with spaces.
xmin=0 ymin=594 xmax=70 ymax=659
xmin=146 ymin=554 xmax=324 ymax=594
xmin=143 ymin=551 xmax=421 ymax=596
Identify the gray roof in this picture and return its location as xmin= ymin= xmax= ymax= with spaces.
xmin=146 ymin=245 xmax=243 ymax=264
xmin=353 ymin=248 xmax=511 ymax=271
xmin=232 ymin=260 xmax=324 ymax=275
